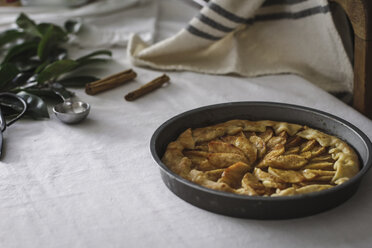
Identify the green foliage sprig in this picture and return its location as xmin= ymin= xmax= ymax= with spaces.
xmin=0 ymin=14 xmax=111 ymax=119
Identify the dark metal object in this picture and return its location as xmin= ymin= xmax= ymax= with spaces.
xmin=0 ymin=93 xmax=27 ymax=158
xmin=150 ymin=102 xmax=372 ymax=219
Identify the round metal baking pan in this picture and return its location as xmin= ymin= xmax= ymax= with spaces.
xmin=150 ymin=102 xmax=372 ymax=219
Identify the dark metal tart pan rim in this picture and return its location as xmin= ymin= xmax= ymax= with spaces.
xmin=150 ymin=102 xmax=372 ymax=219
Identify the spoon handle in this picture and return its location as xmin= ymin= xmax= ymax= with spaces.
xmin=52 ymin=83 xmax=74 ymax=101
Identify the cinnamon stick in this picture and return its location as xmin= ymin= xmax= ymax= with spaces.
xmin=124 ymin=74 xmax=170 ymax=101
xmin=85 ymin=69 xmax=137 ymax=95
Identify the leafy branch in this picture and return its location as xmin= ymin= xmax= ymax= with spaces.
xmin=0 ymin=13 xmax=111 ymax=119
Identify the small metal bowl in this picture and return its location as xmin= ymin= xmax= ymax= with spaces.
xmin=53 ymin=100 xmax=90 ymax=124
xmin=150 ymin=102 xmax=372 ymax=219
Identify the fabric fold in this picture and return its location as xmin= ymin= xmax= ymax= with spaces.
xmin=0 ymin=0 xmax=158 ymax=48
xmin=128 ymin=0 xmax=353 ymax=93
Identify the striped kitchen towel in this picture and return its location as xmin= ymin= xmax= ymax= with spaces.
xmin=128 ymin=0 xmax=353 ymax=93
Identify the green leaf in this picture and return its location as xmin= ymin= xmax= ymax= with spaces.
xmin=35 ymin=48 xmax=67 ymax=74
xmin=16 ymin=13 xmax=42 ymax=37
xmin=37 ymin=23 xmax=68 ymax=41
xmin=73 ymin=50 xmax=112 ymax=70
xmin=0 ymin=64 xmax=19 ymax=90
xmin=0 ymin=29 xmax=26 ymax=47
xmin=76 ymin=50 xmax=112 ymax=62
xmin=37 ymin=25 xmax=54 ymax=61
xmin=37 ymin=23 xmax=53 ymax=35
xmin=58 ymin=75 xmax=99 ymax=87
xmin=1 ymin=41 xmax=38 ymax=64
xmin=64 ymin=19 xmax=82 ymax=34
xmin=37 ymin=25 xmax=55 ymax=61
xmin=17 ymin=91 xmax=49 ymax=119
xmin=37 ymin=24 xmax=68 ymax=61
xmin=35 ymin=61 xmax=49 ymax=74
xmin=75 ymin=58 xmax=109 ymax=70
xmin=37 ymin=59 xmax=79 ymax=83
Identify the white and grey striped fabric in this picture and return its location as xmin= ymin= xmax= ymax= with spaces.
xmin=128 ymin=0 xmax=353 ymax=93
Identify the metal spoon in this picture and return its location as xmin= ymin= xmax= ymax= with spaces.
xmin=52 ymin=83 xmax=90 ymax=124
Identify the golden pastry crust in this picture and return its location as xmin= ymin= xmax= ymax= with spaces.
xmin=162 ymin=120 xmax=360 ymax=196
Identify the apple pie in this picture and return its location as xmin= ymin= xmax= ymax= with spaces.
xmin=162 ymin=120 xmax=360 ymax=196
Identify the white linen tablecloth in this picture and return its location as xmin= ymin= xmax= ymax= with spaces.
xmin=1 ymin=1 xmax=372 ymax=247
xmin=0 ymin=0 xmax=158 ymax=47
